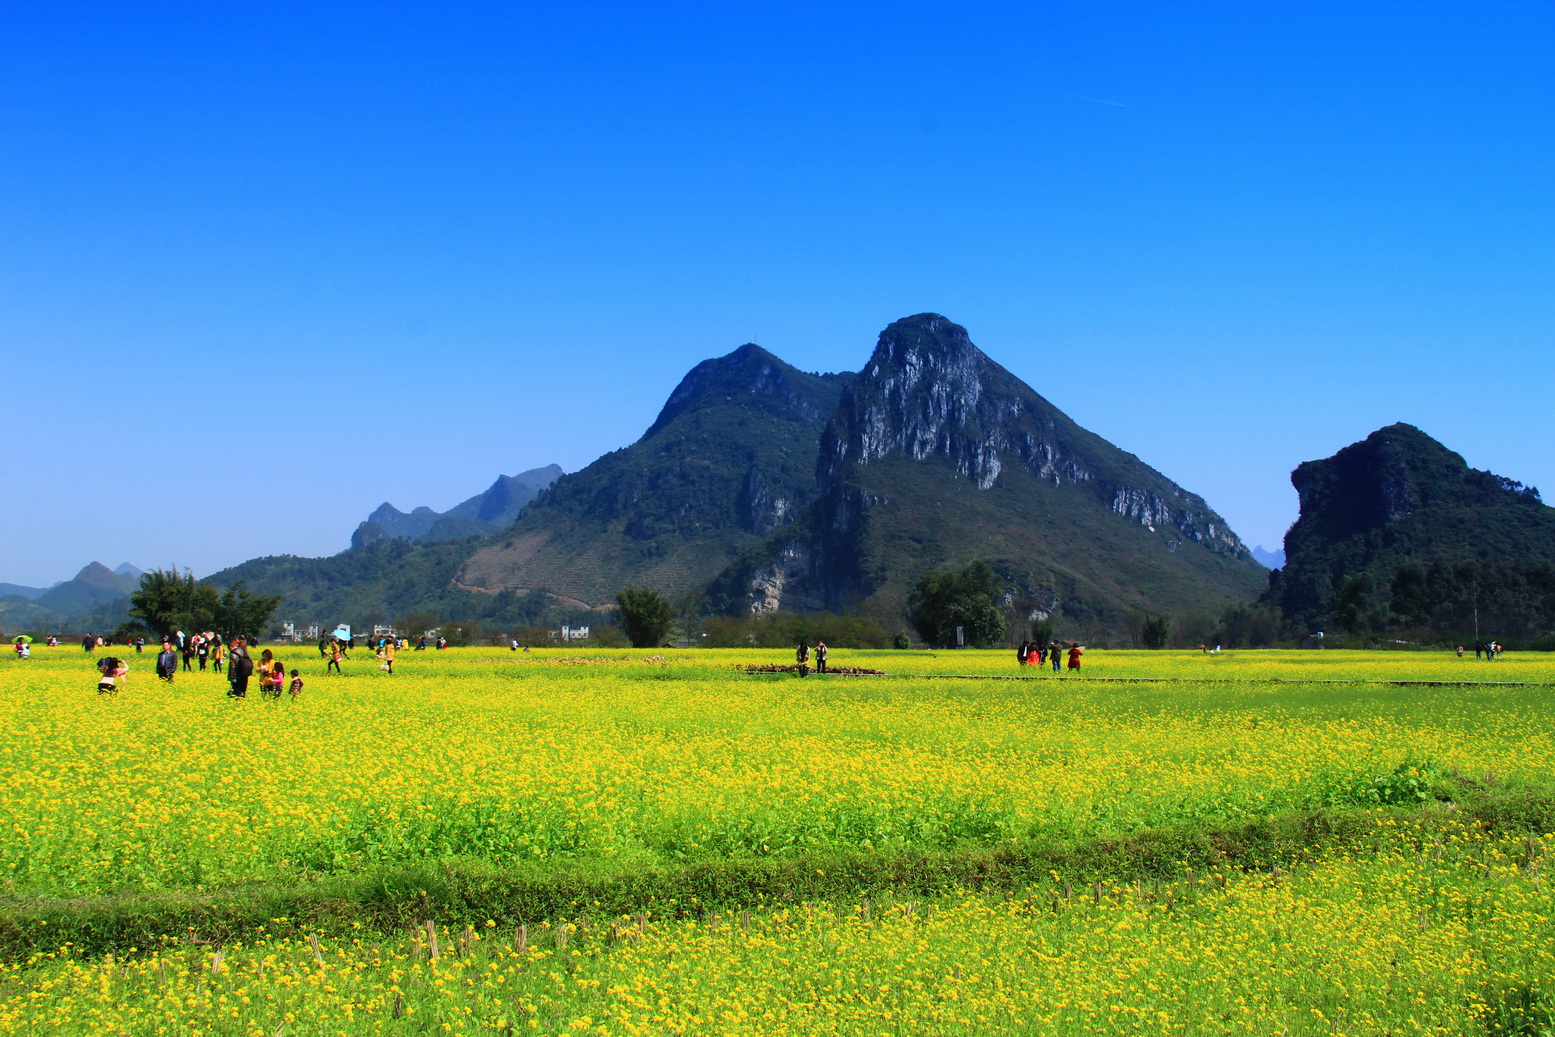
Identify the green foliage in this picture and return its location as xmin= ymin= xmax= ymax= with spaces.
xmin=1214 ymin=603 xmax=1284 ymax=648
xmin=1270 ymin=423 xmax=1555 ymax=632
xmin=909 ymin=560 xmax=1006 ymax=649
xmin=439 ymin=620 xmax=480 ymax=647
xmin=127 ymin=568 xmax=281 ymax=640
xmin=215 ymin=581 xmax=283 ymax=639
xmin=128 ymin=568 xmax=216 ymax=638
xmin=892 ymin=632 xmax=912 ymax=650
xmin=616 ymin=587 xmax=676 ymax=648
xmin=1388 ymin=555 xmax=1555 ymax=639
xmin=1029 ymin=617 xmax=1055 ymax=647
xmin=1142 ymin=614 xmax=1170 ymax=650
xmin=700 ymin=611 xmax=892 ymax=649
xmin=1331 ymin=574 xmax=1381 ymax=635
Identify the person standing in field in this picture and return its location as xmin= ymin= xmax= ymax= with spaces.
xmin=257 ymin=649 xmax=284 ymax=698
xmin=795 ymin=640 xmax=810 ymax=677
xmin=197 ymin=637 xmax=209 ymax=670
xmin=211 ymin=639 xmax=224 ymax=674
xmin=326 ymin=637 xmax=343 ymax=674
xmin=815 ymin=640 xmax=828 ymax=674
xmin=155 ymin=640 xmax=178 ymax=683
xmin=1051 ymin=643 xmax=1063 ymax=673
xmin=288 ymin=669 xmax=304 ymax=699
xmin=1067 ymin=643 xmax=1083 ymax=672
xmin=382 ymin=638 xmax=396 ymax=674
xmin=1017 ymin=641 xmax=1029 ymax=667
xmin=227 ymin=637 xmax=252 ymax=698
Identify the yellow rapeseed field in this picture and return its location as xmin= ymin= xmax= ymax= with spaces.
xmin=1 ymin=646 xmax=1552 ymax=895
xmin=2 ymin=644 xmax=1553 ymax=1034
xmin=2 ymin=820 xmax=1550 ymax=1035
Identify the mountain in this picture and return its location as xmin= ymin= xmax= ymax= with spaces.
xmin=203 ymin=314 xmax=1268 ymax=639
xmin=350 ymin=465 xmax=564 ymax=549
xmin=704 ymin=314 xmax=1264 ymax=630
xmin=1251 ymin=546 xmax=1285 ymax=569
xmin=0 ymin=582 xmax=48 ymax=600
xmin=34 ymin=562 xmax=140 ymax=616
xmin=1262 ymin=423 xmax=1555 ymax=631
xmin=456 ymin=345 xmax=853 ymax=607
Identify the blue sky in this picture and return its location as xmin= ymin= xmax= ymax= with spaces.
xmin=3 ymin=1 xmax=1552 ymax=587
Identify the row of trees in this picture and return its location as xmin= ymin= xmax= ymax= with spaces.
xmin=126 ymin=568 xmax=282 ymax=641
xmin=1304 ymin=557 xmax=1555 ymax=641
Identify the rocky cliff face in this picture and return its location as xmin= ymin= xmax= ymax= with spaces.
xmin=817 ymin=315 xmax=1244 ymax=552
xmin=709 ymin=314 xmax=1263 ymax=629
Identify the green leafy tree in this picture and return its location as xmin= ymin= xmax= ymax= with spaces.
xmin=908 ymin=560 xmax=1006 ymax=649
xmin=616 ymin=587 xmax=676 ymax=648
xmin=1141 ymin=614 xmax=1171 ymax=650
xmin=129 ymin=568 xmax=220 ymax=638
xmin=1331 ymin=573 xmax=1380 ymax=635
xmin=213 ymin=581 xmax=283 ymax=640
xmin=440 ymin=620 xmax=480 ymax=646
xmin=1030 ymin=617 xmax=1055 ymax=648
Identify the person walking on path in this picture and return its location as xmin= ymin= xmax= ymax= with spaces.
xmin=815 ymin=640 xmax=828 ymax=674
xmin=326 ymin=638 xmax=343 ymax=675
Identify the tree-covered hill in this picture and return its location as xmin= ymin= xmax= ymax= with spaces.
xmin=1263 ymin=423 xmax=1555 ymax=636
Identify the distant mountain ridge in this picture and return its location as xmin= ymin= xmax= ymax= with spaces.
xmin=0 ymin=562 xmax=143 ymax=631
xmin=456 ymin=345 xmax=853 ymax=606
xmin=1251 ymin=546 xmax=1285 ymax=569
xmin=350 ymin=465 xmax=564 ymax=549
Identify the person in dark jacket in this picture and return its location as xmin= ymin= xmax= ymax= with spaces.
xmin=155 ymin=641 xmax=178 ymax=683
xmin=227 ymin=637 xmax=253 ymax=698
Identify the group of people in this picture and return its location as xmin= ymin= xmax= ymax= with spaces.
xmin=794 ymin=640 xmax=829 ymax=675
xmin=1017 ymin=640 xmax=1083 ymax=672
xmin=1457 ymin=641 xmax=1504 ymax=659
xmin=89 ymin=631 xmax=301 ymax=700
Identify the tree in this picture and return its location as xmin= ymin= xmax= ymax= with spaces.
xmin=129 ymin=568 xmax=220 ymax=639
xmin=440 ymin=620 xmax=480 ymax=646
xmin=1142 ymin=614 xmax=1170 ymax=650
xmin=616 ymin=587 xmax=676 ymax=648
xmin=213 ymin=581 xmax=282 ymax=640
xmin=1030 ymin=617 xmax=1055 ymax=648
xmin=1331 ymin=574 xmax=1380 ymax=635
xmin=908 ymin=560 xmax=1006 ymax=649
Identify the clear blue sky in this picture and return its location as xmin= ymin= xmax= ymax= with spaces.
xmin=3 ymin=1 xmax=1552 ymax=587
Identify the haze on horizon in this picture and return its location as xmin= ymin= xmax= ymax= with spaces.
xmin=2 ymin=1 xmax=1551 ymax=587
